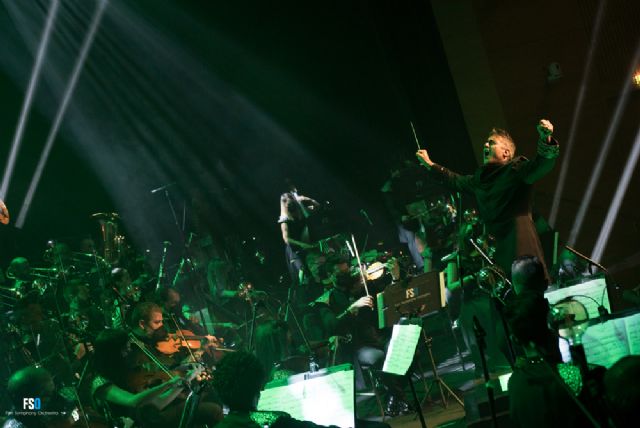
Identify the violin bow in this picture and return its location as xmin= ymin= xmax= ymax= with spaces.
xmin=127 ymin=332 xmax=175 ymax=380
xmin=351 ymin=234 xmax=370 ymax=297
xmin=168 ymin=313 xmax=200 ymax=364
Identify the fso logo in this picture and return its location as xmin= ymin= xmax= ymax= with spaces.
xmin=23 ymin=398 xmax=41 ymax=410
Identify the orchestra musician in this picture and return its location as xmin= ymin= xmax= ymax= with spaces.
xmin=156 ymin=286 xmax=207 ymax=336
xmin=5 ymin=257 xmax=34 ymax=299
xmin=91 ymin=302 xmax=223 ymax=427
xmin=4 ymin=366 xmax=79 ymax=428
xmin=304 ymin=261 xmax=411 ymax=416
xmin=381 ymin=158 xmax=430 ymax=273
xmin=278 ymin=185 xmax=321 ymax=304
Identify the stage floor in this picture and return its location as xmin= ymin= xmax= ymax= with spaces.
xmin=356 ymin=313 xmax=510 ymax=428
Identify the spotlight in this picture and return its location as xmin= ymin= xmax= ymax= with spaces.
xmin=633 ymin=69 xmax=640 ymax=89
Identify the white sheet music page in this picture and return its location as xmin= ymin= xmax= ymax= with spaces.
xmin=382 ymin=324 xmax=421 ymax=375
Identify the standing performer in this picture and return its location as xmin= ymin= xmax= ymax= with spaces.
xmin=416 ymin=119 xmax=558 ymax=281
xmin=417 ymin=120 xmax=558 ymax=373
xmin=278 ymin=185 xmax=320 ymax=302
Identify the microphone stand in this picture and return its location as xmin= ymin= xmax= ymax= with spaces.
xmin=247 ymin=299 xmax=259 ymax=352
xmin=151 ymin=183 xmax=185 ymax=247
xmin=455 ymin=193 xmax=465 ymax=292
xmin=564 ymin=245 xmax=608 ymax=275
xmin=279 ymin=289 xmax=317 ymax=372
xmin=473 ymin=316 xmax=498 ymax=428
xmin=468 ymin=239 xmax=516 ymax=366
xmin=162 ymin=186 xmax=185 ymax=244
xmin=156 ymin=241 xmax=171 ymax=291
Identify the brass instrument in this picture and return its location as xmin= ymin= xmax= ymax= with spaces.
xmin=6 ymin=266 xmax=59 ymax=280
xmin=92 ymin=212 xmax=125 ymax=265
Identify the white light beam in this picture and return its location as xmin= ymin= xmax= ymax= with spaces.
xmin=591 ymin=125 xmax=640 ymax=263
xmin=15 ymin=0 xmax=108 ymax=228
xmin=568 ymin=41 xmax=640 ymax=245
xmin=549 ymin=0 xmax=606 ymax=226
xmin=0 ymin=0 xmax=60 ymax=201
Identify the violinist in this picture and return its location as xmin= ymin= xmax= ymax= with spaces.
xmin=278 ymin=185 xmax=321 ymax=303
xmin=157 ymin=287 xmax=207 ymax=336
xmin=303 ymin=263 xmax=411 ymax=417
xmin=129 ymin=301 xmax=221 ymax=370
xmin=91 ymin=329 xmax=223 ymax=428
xmin=130 ymin=302 xmax=168 ymax=349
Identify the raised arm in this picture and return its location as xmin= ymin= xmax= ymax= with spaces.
xmin=517 ymin=119 xmax=560 ymax=184
xmin=296 ymin=194 xmax=321 ymax=210
xmin=416 ymin=148 xmax=475 ymax=193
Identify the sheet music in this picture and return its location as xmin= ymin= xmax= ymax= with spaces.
xmin=559 ymin=312 xmax=640 ymax=366
xmin=258 ymin=367 xmax=355 ymax=428
xmin=624 ymin=313 xmax=640 ymax=355
xmin=545 ymin=277 xmax=609 ymax=320
xmin=382 ymin=324 xmax=421 ymax=376
xmin=258 ymin=381 xmax=303 ymax=419
xmin=582 ymin=319 xmax=630 ymax=368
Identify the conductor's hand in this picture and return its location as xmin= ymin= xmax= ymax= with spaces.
xmin=416 ymin=149 xmax=434 ymax=169
xmin=348 ymin=296 xmax=374 ymax=314
xmin=536 ymin=119 xmax=554 ymax=142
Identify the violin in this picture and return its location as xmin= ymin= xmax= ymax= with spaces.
xmin=365 ymin=262 xmax=386 ymax=281
xmin=155 ymin=329 xmax=234 ymax=356
xmin=126 ymin=332 xmax=208 ymax=393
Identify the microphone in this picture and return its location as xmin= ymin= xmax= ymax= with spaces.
xmin=150 ymin=182 xmax=176 ymax=194
xmin=360 ymin=209 xmax=373 ymax=226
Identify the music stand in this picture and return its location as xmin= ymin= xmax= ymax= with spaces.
xmin=377 ymin=272 xmax=463 ymax=409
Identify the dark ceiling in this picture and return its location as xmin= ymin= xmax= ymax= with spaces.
xmin=0 ymin=0 xmax=474 ymax=272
